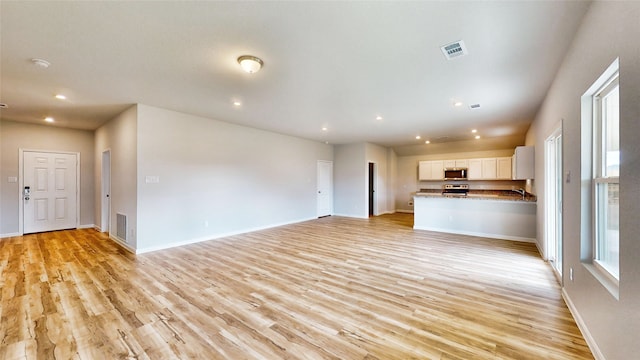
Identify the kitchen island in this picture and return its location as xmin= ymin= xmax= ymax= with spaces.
xmin=413 ymin=190 xmax=537 ymax=242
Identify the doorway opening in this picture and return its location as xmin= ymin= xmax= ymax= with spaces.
xmin=101 ymin=150 xmax=111 ymax=233
xmin=368 ymin=162 xmax=376 ymax=217
xmin=545 ymin=124 xmax=563 ymax=281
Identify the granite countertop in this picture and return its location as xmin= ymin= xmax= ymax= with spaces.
xmin=414 ymin=189 xmax=537 ymax=202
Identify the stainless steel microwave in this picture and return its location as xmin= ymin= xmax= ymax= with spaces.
xmin=444 ymin=168 xmax=468 ymax=180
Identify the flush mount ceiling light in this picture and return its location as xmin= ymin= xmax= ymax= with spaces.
xmin=415 ymin=135 xmax=421 ymax=140
xmin=237 ymin=55 xmax=263 ymax=73
xmin=375 ymin=116 xmax=383 ymax=120
xmin=453 ymin=101 xmax=463 ymax=107
xmin=44 ymin=116 xmax=54 ymax=123
xmin=55 ymin=94 xmax=67 ymax=100
xmin=471 ymin=129 xmax=477 ymax=133
xmin=31 ymin=58 xmax=51 ymax=68
xmin=475 ymin=135 xmax=481 ymax=140
xmin=425 ymin=140 xmax=431 ymax=144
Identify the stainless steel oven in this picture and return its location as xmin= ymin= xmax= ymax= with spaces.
xmin=442 ymin=184 xmax=469 ymax=196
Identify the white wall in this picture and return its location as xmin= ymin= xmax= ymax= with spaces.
xmin=334 ymin=143 xmax=368 ymax=218
xmin=527 ymin=2 xmax=640 ymax=359
xmin=0 ymin=120 xmax=95 ymax=236
xmin=365 ymin=143 xmax=396 ymax=215
xmin=386 ymin=147 xmax=397 ymax=213
xmin=135 ymin=104 xmax=333 ymax=253
xmin=334 ymin=142 xmax=396 ymax=218
xmin=94 ymin=106 xmax=138 ymax=249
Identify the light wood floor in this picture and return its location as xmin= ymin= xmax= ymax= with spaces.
xmin=0 ymin=214 xmax=592 ymax=359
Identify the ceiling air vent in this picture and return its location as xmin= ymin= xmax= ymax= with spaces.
xmin=441 ymin=40 xmax=468 ymax=60
xmin=469 ymin=103 xmax=481 ymax=109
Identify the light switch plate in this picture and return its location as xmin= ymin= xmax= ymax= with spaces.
xmin=8 ymin=176 xmax=17 ymax=183
xmin=145 ymin=176 xmax=160 ymax=184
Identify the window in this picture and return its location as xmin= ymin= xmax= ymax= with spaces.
xmin=593 ymin=71 xmax=619 ymax=282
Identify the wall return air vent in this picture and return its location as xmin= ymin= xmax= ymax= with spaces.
xmin=441 ymin=40 xmax=468 ymax=60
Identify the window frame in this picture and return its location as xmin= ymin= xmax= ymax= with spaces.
xmin=591 ymin=72 xmax=620 ymax=285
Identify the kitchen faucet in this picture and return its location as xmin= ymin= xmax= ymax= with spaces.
xmin=514 ymin=188 xmax=526 ymax=200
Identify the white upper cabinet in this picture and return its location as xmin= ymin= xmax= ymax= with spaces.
xmin=443 ymin=159 xmax=468 ymax=169
xmin=467 ymin=159 xmax=483 ymax=179
xmin=512 ymin=146 xmax=535 ymax=180
xmin=418 ymin=160 xmax=444 ymax=180
xmin=497 ymin=157 xmax=512 ymax=179
xmin=481 ymin=158 xmax=497 ymax=179
xmin=417 ymin=148 xmax=530 ymax=181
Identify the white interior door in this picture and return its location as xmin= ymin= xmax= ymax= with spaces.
xmin=23 ymin=151 xmax=78 ymax=234
xmin=317 ymin=160 xmax=333 ymax=217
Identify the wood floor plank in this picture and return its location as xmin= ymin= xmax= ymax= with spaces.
xmin=0 ymin=214 xmax=593 ymax=359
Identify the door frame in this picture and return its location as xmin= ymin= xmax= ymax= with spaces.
xmin=368 ymin=161 xmax=377 ymax=217
xmin=544 ymin=123 xmax=563 ymax=283
xmin=18 ymin=149 xmax=81 ymax=236
xmin=101 ymin=149 xmax=112 ymax=233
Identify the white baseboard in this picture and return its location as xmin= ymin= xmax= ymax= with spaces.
xmin=413 ymin=225 xmax=536 ymax=243
xmin=0 ymin=232 xmax=21 ymax=239
xmin=108 ymin=234 xmax=136 ymax=254
xmin=2 ymin=224 xmax=95 ymax=239
xmin=562 ymin=288 xmax=606 ymax=360
xmin=332 ymin=213 xmax=369 ymax=219
xmin=396 ymin=209 xmax=414 ymax=214
xmin=135 ymin=216 xmax=317 ymax=254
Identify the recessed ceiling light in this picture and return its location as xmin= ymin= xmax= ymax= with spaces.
xmin=322 ymin=127 xmax=328 ymax=131
xmin=376 ymin=116 xmax=383 ymax=120
xmin=425 ymin=140 xmax=430 ymax=144
xmin=31 ymin=58 xmax=50 ymax=68
xmin=237 ymin=55 xmax=263 ymax=73
xmin=415 ymin=135 xmax=421 ymax=140
xmin=471 ymin=129 xmax=477 ymax=133
xmin=475 ymin=135 xmax=481 ymax=139
xmin=454 ymin=101 xmax=463 ymax=107
xmin=233 ymin=101 xmax=242 ymax=106
xmin=55 ymin=94 xmax=67 ymax=100
xmin=44 ymin=117 xmax=54 ymax=123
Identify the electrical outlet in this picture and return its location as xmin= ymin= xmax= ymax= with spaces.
xmin=569 ymin=267 xmax=574 ymax=281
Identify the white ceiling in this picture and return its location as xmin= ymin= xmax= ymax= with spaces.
xmin=0 ymin=1 xmax=591 ymax=152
